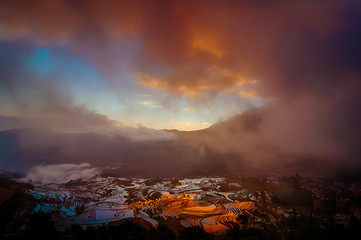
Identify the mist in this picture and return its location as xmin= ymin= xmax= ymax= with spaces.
xmin=20 ymin=163 xmax=100 ymax=184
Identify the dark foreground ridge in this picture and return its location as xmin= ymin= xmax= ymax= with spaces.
xmin=3 ymin=214 xmax=361 ymax=240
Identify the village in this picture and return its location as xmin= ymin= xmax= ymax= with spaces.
xmin=20 ymin=174 xmax=361 ymax=235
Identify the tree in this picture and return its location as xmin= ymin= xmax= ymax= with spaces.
xmin=24 ymin=212 xmax=58 ymax=240
xmin=155 ymin=224 xmax=176 ymax=240
xmin=178 ymin=226 xmax=214 ymax=240
xmin=75 ymin=204 xmax=85 ymax=215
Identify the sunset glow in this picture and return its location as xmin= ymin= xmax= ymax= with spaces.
xmin=1 ymin=1 xmax=361 ymax=239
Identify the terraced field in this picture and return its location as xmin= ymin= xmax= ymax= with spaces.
xmin=130 ymin=193 xmax=254 ymax=232
xmin=20 ymin=177 xmax=261 ymax=233
xmin=2 ymin=174 xmax=361 ymax=239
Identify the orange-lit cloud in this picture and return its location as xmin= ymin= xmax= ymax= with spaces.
xmin=239 ymin=89 xmax=260 ymax=98
xmin=138 ymin=74 xmax=169 ymax=91
xmin=190 ymin=34 xmax=224 ymax=59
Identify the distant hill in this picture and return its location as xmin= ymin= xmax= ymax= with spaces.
xmin=0 ymin=110 xmax=352 ymax=177
xmin=0 ymin=126 xmax=245 ymax=177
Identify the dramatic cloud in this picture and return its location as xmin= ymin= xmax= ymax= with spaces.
xmin=1 ymin=0 xmax=354 ymax=93
xmin=1 ymin=0 xmax=361 ymax=173
xmin=21 ymin=163 xmax=100 ymax=184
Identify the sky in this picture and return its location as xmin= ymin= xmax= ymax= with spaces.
xmin=1 ymin=0 xmax=361 ymax=176
xmin=0 ymin=0 xmax=361 ymax=136
xmin=0 ymin=0 xmax=271 ymax=131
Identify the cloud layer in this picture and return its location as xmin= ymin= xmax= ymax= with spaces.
xmin=21 ymin=163 xmax=100 ymax=184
